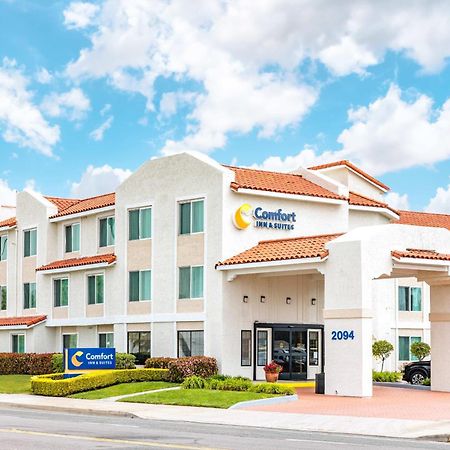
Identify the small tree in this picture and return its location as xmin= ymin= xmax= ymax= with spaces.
xmin=372 ymin=340 xmax=394 ymax=372
xmin=410 ymin=342 xmax=431 ymax=361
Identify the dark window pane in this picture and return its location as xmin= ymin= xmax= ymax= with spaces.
xmin=23 ymin=283 xmax=29 ymax=309
xmin=411 ymin=288 xmax=422 ymax=311
xmin=178 ymin=331 xmax=191 ymax=357
xmin=129 ymin=210 xmax=140 ymax=240
xmin=65 ymin=226 xmax=72 ymax=252
xmin=257 ymin=331 xmax=268 ymax=366
xmin=99 ymin=219 xmax=108 ymax=247
xmin=398 ymin=287 xmax=408 ymax=311
xmin=179 ymin=267 xmax=190 ymax=299
xmin=192 ymin=200 xmax=204 ymax=233
xmin=241 ymin=330 xmax=251 ymax=366
xmin=88 ymin=276 xmax=96 ymax=304
xmin=140 ymin=208 xmax=151 ymax=239
xmin=54 ymin=279 xmax=61 ymax=307
xmin=180 ymin=203 xmax=191 ymax=235
xmin=399 ymin=336 xmax=410 ymax=361
xmin=129 ymin=272 xmax=140 ymax=301
xmin=24 ymin=231 xmax=30 ymax=257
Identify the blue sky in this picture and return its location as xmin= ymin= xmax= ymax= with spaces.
xmin=1 ymin=0 xmax=450 ymax=213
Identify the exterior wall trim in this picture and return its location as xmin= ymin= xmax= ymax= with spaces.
xmin=50 ymin=206 xmax=115 ymax=223
xmin=429 ymin=313 xmax=450 ymax=322
xmin=349 ymin=205 xmax=399 ymax=220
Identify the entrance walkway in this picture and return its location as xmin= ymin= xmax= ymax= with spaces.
xmin=244 ymin=386 xmax=450 ymax=421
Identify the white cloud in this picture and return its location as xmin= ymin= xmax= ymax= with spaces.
xmin=100 ymin=103 xmax=111 ymax=116
xmin=159 ymin=91 xmax=196 ymax=119
xmin=63 ymin=0 xmax=450 ymax=155
xmin=64 ymin=2 xmax=99 ymax=29
xmin=89 ymin=116 xmax=113 ymax=141
xmin=0 ymin=58 xmax=60 ymax=156
xmin=425 ymin=183 xmax=450 ymax=214
xmin=70 ymin=164 xmax=132 ymax=197
xmin=385 ymin=192 xmax=410 ymax=210
xmin=0 ymin=178 xmax=17 ymax=207
xmin=36 ymin=67 xmax=53 ymax=84
xmin=41 ymin=87 xmax=91 ymax=121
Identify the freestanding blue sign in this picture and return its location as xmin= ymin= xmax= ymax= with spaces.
xmin=66 ymin=347 xmax=116 ymax=371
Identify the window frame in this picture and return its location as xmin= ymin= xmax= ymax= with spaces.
xmin=241 ymin=330 xmax=252 ymax=366
xmin=128 ymin=269 xmax=152 ymax=302
xmin=179 ymin=199 xmax=205 ymax=235
xmin=87 ymin=273 xmax=105 ymax=305
xmin=398 ymin=336 xmax=422 ymax=361
xmin=53 ymin=277 xmax=69 ymax=308
xmin=398 ymin=286 xmax=422 ymax=312
xmin=178 ymin=265 xmax=204 ymax=299
xmin=128 ymin=207 xmax=152 ymax=241
xmin=0 ymin=285 xmax=6 ymax=311
xmin=23 ymin=282 xmax=36 ymax=309
xmin=23 ymin=228 xmax=37 ymax=257
xmin=99 ymin=216 xmax=115 ymax=248
xmin=65 ymin=223 xmax=80 ymax=253
xmin=0 ymin=234 xmax=7 ymax=261
xmin=257 ymin=330 xmax=268 ymax=366
xmin=98 ymin=332 xmax=114 ymax=348
xmin=127 ymin=331 xmax=151 ymax=358
xmin=177 ymin=330 xmax=204 ymax=357
xmin=12 ymin=333 xmax=25 ymax=353
xmin=62 ymin=333 xmax=78 ymax=350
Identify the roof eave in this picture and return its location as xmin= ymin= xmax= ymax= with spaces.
xmin=37 ymin=260 xmax=116 ymax=274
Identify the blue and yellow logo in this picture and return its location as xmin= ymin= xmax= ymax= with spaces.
xmin=71 ymin=351 xmax=84 ymax=367
xmin=233 ymin=203 xmax=252 ymax=229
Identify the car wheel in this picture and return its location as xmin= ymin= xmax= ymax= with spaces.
xmin=410 ymin=371 xmax=426 ymax=385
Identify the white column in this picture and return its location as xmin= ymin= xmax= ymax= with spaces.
xmin=429 ymin=284 xmax=450 ymax=392
xmin=323 ymin=240 xmax=373 ymax=397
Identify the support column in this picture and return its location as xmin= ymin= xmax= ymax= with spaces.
xmin=429 ymin=284 xmax=450 ymax=392
xmin=323 ymin=240 xmax=373 ymax=397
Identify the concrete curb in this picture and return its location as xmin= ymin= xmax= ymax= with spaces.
xmin=229 ymin=394 xmax=298 ymax=409
xmin=373 ymin=382 xmax=431 ymax=390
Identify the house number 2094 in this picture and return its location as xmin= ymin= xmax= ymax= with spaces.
xmin=331 ymin=330 xmax=355 ymax=340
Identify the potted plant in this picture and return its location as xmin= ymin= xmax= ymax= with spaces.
xmin=263 ymin=361 xmax=282 ymax=382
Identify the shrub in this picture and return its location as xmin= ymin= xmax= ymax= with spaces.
xmin=116 ymin=353 xmax=136 ymax=369
xmin=182 ymin=375 xmax=208 ymax=389
xmin=422 ymin=377 xmax=431 ymax=386
xmin=207 ymin=378 xmax=253 ymax=392
xmin=145 ymin=357 xmax=176 ymax=369
xmin=52 ymin=354 xmax=63 ymax=373
xmin=31 ymin=368 xmax=169 ymax=397
xmin=250 ymin=383 xmax=295 ymax=395
xmin=168 ymin=356 xmax=218 ymax=382
xmin=410 ymin=342 xmax=431 ymax=361
xmin=0 ymin=353 xmax=54 ymax=375
xmin=372 ymin=371 xmax=402 ymax=382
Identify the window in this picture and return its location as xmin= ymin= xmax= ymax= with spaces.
xmin=63 ymin=334 xmax=78 ymax=349
xmin=399 ymin=336 xmax=421 ymax=361
xmin=178 ymin=331 xmax=204 ymax=357
xmin=99 ymin=217 xmax=115 ymax=247
xmin=65 ymin=223 xmax=80 ymax=253
xmin=24 ymin=229 xmax=37 ymax=257
xmin=12 ymin=334 xmax=25 ymax=353
xmin=54 ymin=278 xmax=68 ymax=307
xmin=308 ymin=330 xmax=319 ymax=366
xmin=127 ymin=331 xmax=151 ymax=363
xmin=241 ymin=330 xmax=252 ymax=366
xmin=99 ymin=333 xmax=114 ymax=348
xmin=129 ymin=207 xmax=151 ymax=240
xmin=0 ymin=235 xmax=7 ymax=261
xmin=87 ymin=274 xmax=104 ymax=305
xmin=129 ymin=270 xmax=151 ymax=301
xmin=0 ymin=286 xmax=6 ymax=311
xmin=180 ymin=199 xmax=204 ymax=235
xmin=23 ymin=283 xmax=36 ymax=309
xmin=178 ymin=266 xmax=204 ymax=299
xmin=399 ymin=286 xmax=422 ymax=311
xmin=257 ymin=330 xmax=268 ymax=366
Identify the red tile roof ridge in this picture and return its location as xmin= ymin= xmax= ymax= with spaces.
xmin=0 ymin=216 xmax=17 ymax=228
xmin=349 ymin=191 xmax=398 ymax=215
xmin=76 ymin=191 xmax=115 ymax=202
xmin=392 ymin=249 xmax=450 ymax=261
xmin=258 ymin=233 xmax=344 ymax=245
xmin=36 ymin=253 xmax=116 ymax=271
xmin=0 ymin=315 xmax=47 ymax=327
xmin=399 ymin=209 xmax=450 ymax=218
xmin=223 ymin=164 xmax=305 ymax=177
xmin=308 ymin=160 xmax=390 ymax=191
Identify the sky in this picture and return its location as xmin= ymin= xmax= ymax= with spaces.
xmin=1 ymin=0 xmax=450 ymax=214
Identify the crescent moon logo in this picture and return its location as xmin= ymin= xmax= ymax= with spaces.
xmin=71 ymin=351 xmax=84 ymax=367
xmin=233 ymin=204 xmax=252 ymax=230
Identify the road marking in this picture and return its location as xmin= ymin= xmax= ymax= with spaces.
xmin=0 ymin=427 xmax=221 ymax=449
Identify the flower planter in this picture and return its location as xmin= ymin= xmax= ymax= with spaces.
xmin=265 ymin=372 xmax=279 ymax=383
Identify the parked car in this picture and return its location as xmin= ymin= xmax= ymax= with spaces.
xmin=403 ymin=360 xmax=431 ymax=384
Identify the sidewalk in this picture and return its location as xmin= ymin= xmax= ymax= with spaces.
xmin=0 ymin=393 xmax=449 ymax=440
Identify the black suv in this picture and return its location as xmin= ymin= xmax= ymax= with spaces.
xmin=403 ymin=360 xmax=431 ymax=385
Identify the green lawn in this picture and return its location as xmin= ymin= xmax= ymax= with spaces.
xmin=70 ymin=381 xmax=178 ymax=399
xmin=119 ymin=388 xmax=276 ymax=409
xmin=0 ymin=375 xmax=31 ymax=394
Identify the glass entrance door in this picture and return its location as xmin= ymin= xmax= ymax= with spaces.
xmin=272 ymin=328 xmax=307 ymax=380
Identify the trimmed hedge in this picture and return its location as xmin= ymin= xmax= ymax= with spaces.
xmin=0 ymin=353 xmax=54 ymax=375
xmin=145 ymin=357 xmax=176 ymax=369
xmin=182 ymin=375 xmax=295 ymax=396
xmin=372 ymin=371 xmax=402 ymax=382
xmin=168 ymin=356 xmax=218 ymax=382
xmin=31 ymin=368 xmax=169 ymax=397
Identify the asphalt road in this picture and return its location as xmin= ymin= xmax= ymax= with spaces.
xmin=0 ymin=407 xmax=447 ymax=450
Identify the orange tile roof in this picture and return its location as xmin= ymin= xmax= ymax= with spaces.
xmin=396 ymin=210 xmax=450 ymax=230
xmin=349 ymin=192 xmax=398 ymax=215
xmin=392 ymin=249 xmax=450 ymax=262
xmin=0 ymin=216 xmax=17 ymax=229
xmin=36 ymin=253 xmax=116 ymax=271
xmin=0 ymin=315 xmax=47 ymax=327
xmin=309 ymin=160 xmax=390 ymax=191
xmin=44 ymin=196 xmax=80 ymax=213
xmin=50 ymin=193 xmax=115 ymax=218
xmin=217 ymin=233 xmax=342 ymax=267
xmin=225 ymin=166 xmax=345 ymax=200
